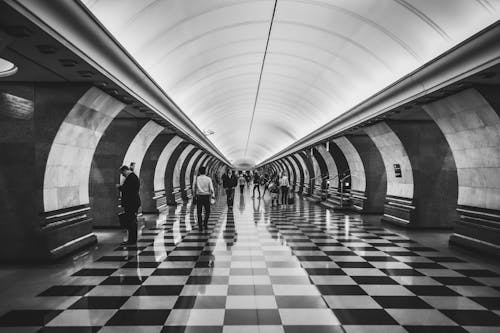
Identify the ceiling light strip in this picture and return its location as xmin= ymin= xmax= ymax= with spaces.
xmin=243 ymin=0 xmax=278 ymax=160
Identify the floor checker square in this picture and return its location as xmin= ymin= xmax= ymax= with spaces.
xmin=1 ymin=192 xmax=499 ymax=331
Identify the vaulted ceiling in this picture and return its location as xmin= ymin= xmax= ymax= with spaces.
xmin=80 ymin=0 xmax=500 ymax=167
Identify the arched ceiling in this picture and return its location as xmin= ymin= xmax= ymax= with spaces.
xmin=80 ymin=0 xmax=499 ymax=167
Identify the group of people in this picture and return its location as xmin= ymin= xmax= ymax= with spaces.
xmin=220 ymin=169 xmax=291 ymax=207
xmin=116 ymin=164 xmax=217 ymax=243
xmin=116 ymin=165 xmax=293 ymax=244
xmin=267 ymin=172 xmax=291 ymax=206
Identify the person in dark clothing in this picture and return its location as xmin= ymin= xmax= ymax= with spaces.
xmin=117 ymin=165 xmax=141 ymax=244
xmin=222 ymin=169 xmax=237 ymax=207
xmin=261 ymin=173 xmax=269 ymax=197
xmin=252 ymin=171 xmax=261 ymax=198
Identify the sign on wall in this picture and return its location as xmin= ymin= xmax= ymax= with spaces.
xmin=393 ymin=163 xmax=402 ymax=178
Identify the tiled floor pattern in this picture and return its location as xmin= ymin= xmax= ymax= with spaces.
xmin=1 ymin=191 xmax=500 ymax=332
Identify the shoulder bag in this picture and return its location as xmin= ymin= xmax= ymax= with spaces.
xmin=192 ymin=177 xmax=198 ymax=205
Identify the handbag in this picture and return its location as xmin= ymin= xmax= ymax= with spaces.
xmin=192 ymin=176 xmax=198 ymax=205
xmin=118 ymin=212 xmax=129 ymax=228
xmin=210 ymin=197 xmax=216 ymax=205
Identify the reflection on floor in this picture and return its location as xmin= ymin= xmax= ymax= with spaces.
xmin=0 ymin=188 xmax=500 ymax=332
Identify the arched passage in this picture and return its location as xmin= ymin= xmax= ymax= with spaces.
xmin=179 ymin=148 xmax=201 ymax=200
xmin=165 ymin=141 xmax=190 ymax=205
xmin=345 ymin=134 xmax=387 ymax=213
xmin=90 ymin=118 xmax=149 ymax=227
xmin=424 ymin=88 xmax=496 ymax=248
xmin=364 ymin=122 xmax=415 ymax=225
xmin=140 ymin=134 xmax=175 ymax=213
xmin=172 ymin=144 xmax=197 ymax=204
xmin=154 ymin=136 xmax=184 ymax=209
xmin=296 ymin=152 xmax=314 ymax=195
xmin=185 ymin=151 xmax=205 ymax=199
xmin=288 ymin=155 xmax=309 ymax=193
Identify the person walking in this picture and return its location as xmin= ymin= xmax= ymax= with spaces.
xmin=117 ymin=165 xmax=141 ymax=244
xmin=279 ymin=172 xmax=290 ymax=205
xmin=238 ymin=172 xmax=246 ymax=194
xmin=193 ymin=166 xmax=215 ymax=231
xmin=252 ymin=171 xmax=261 ymax=198
xmin=261 ymin=173 xmax=269 ymax=197
xmin=222 ymin=169 xmax=237 ymax=207
xmin=245 ymin=171 xmax=251 ymax=187
xmin=269 ymin=178 xmax=279 ymax=207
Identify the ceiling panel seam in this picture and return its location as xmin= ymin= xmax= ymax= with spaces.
xmin=243 ymin=0 xmax=278 ymax=160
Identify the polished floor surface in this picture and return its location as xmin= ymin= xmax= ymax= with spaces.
xmin=1 ymin=188 xmax=500 ymax=332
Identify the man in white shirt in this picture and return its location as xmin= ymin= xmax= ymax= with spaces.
xmin=193 ymin=166 xmax=215 ymax=231
xmin=279 ymin=172 xmax=290 ymax=205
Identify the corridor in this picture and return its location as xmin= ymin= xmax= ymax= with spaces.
xmin=1 ymin=190 xmax=499 ymax=332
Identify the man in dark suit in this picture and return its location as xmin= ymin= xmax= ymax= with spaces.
xmin=221 ymin=169 xmax=237 ymax=208
xmin=117 ymin=165 xmax=141 ymax=244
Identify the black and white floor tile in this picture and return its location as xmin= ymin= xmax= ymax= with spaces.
xmin=1 ymin=190 xmax=499 ymax=333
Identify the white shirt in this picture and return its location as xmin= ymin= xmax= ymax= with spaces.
xmin=279 ymin=176 xmax=289 ymax=187
xmin=194 ymin=175 xmax=214 ymax=196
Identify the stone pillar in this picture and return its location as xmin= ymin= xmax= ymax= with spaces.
xmin=387 ymin=118 xmax=458 ymax=228
xmin=122 ymin=120 xmax=164 ymax=178
xmin=184 ymin=150 xmax=204 ymax=199
xmin=424 ymin=87 xmax=500 ymax=253
xmin=89 ymin=119 xmax=149 ymax=228
xmin=140 ymin=134 xmax=175 ymax=213
xmin=330 ymin=140 xmax=351 ymax=190
xmin=365 ymin=122 xmax=415 ymax=226
xmin=0 ymin=83 xmax=124 ymax=260
xmin=181 ymin=148 xmax=202 ymax=200
xmin=365 ymin=118 xmax=458 ymax=228
xmin=286 ymin=156 xmax=302 ymax=192
xmin=294 ymin=153 xmax=312 ymax=195
xmin=315 ymin=144 xmax=339 ymax=203
xmin=164 ymin=141 xmax=189 ymax=206
xmin=346 ymin=134 xmax=386 ymax=214
xmin=153 ymin=136 xmax=184 ymax=209
xmin=171 ymin=144 xmax=196 ymax=205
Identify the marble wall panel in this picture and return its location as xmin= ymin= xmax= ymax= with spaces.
xmin=286 ymin=156 xmax=302 ymax=185
xmin=185 ymin=150 xmax=204 ymax=187
xmin=140 ymin=134 xmax=175 ymax=213
xmin=191 ymin=153 xmax=209 ymax=186
xmin=43 ymin=87 xmax=124 ymax=212
xmin=311 ymin=151 xmax=322 ymax=186
xmin=154 ymin=136 xmax=184 ymax=192
xmin=89 ymin=118 xmax=148 ymax=227
xmin=346 ymin=134 xmax=387 ymax=213
xmin=315 ymin=145 xmax=339 ymax=185
xmin=423 ymin=88 xmax=500 ymax=210
xmin=173 ymin=144 xmax=196 ymax=188
xmin=293 ymin=153 xmax=310 ymax=184
xmin=122 ymin=120 xmax=164 ymax=178
xmin=364 ymin=122 xmax=414 ymax=199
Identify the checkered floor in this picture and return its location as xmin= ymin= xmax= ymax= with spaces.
xmin=1 ymin=190 xmax=500 ymax=332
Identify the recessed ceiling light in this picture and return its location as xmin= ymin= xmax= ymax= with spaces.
xmin=0 ymin=58 xmax=17 ymax=77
